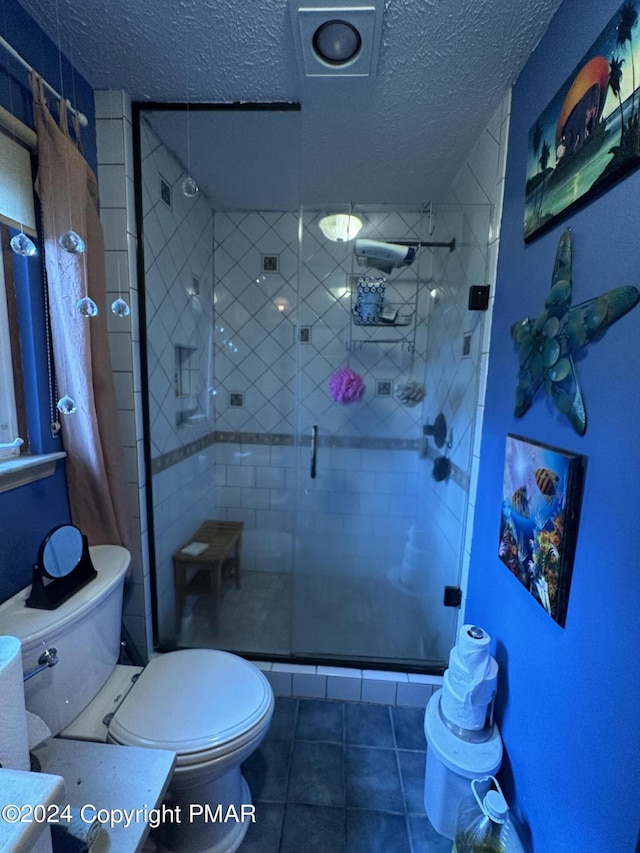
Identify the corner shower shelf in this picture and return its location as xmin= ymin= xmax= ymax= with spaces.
xmin=352 ymin=304 xmax=414 ymax=327
xmin=348 ymin=274 xmax=418 ymax=356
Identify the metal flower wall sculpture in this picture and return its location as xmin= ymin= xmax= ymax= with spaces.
xmin=511 ymin=229 xmax=639 ymax=435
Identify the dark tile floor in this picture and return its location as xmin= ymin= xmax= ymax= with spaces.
xmin=239 ymin=697 xmax=451 ymax=853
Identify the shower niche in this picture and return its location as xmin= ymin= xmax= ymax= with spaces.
xmin=174 ymin=344 xmax=205 ymax=428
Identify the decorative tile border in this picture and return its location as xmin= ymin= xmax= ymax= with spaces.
xmin=151 ymin=429 xmax=469 ymax=491
xmin=424 ymin=443 xmax=470 ymax=491
xmin=151 ymin=432 xmax=216 ymax=475
xmin=214 ymin=431 xmax=295 ymax=446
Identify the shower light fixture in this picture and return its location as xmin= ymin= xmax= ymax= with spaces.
xmin=318 ymin=213 xmax=363 ymax=242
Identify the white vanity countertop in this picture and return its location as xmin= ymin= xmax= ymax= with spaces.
xmin=32 ymin=738 xmax=176 ymax=853
xmin=0 ymin=766 xmax=65 ymax=852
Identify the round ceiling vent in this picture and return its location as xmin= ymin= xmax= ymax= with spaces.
xmin=312 ymin=20 xmax=362 ymax=66
xmin=290 ymin=1 xmax=383 ymax=78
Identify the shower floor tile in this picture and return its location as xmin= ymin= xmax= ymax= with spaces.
xmin=174 ymin=567 xmax=445 ymax=665
xmin=239 ymin=696 xmax=450 ymax=853
xmin=177 ymin=570 xmax=291 ymax=654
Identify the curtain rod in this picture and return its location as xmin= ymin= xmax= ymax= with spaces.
xmin=0 ymin=33 xmax=88 ymax=127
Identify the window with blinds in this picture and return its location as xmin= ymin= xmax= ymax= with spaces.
xmin=0 ymin=120 xmax=36 ymax=461
xmin=0 ymin=249 xmax=20 ymax=459
xmin=0 ymin=128 xmax=36 ymax=236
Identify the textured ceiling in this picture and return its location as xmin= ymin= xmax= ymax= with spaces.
xmin=16 ymin=0 xmax=564 ymax=209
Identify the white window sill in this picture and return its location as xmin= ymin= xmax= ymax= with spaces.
xmin=0 ymin=451 xmax=66 ymax=494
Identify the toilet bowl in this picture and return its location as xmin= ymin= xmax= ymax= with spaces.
xmin=0 ymin=544 xmax=274 ymax=853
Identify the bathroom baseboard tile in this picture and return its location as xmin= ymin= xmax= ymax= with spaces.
xmin=253 ymin=662 xmax=443 ymax=704
xmin=326 ymin=676 xmax=362 ymax=701
xmin=362 ymin=670 xmax=408 ymax=703
xmin=363 ymin=669 xmax=409 ymax=682
xmin=308 ymin=665 xmax=363 ymax=701
xmin=265 ymin=670 xmax=292 ymax=697
xmin=408 ymin=673 xmax=442 ymax=685
xmin=317 ymin=665 xmax=362 ymax=677
xmin=361 ymin=678 xmax=398 ymax=705
xmin=396 ymin=682 xmax=435 ymax=707
xmin=271 ymin=663 xmax=316 ymax=673
xmin=292 ymin=673 xmax=327 ymax=698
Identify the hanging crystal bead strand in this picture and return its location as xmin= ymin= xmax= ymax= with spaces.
xmin=41 ymin=262 xmax=72 ymax=431
xmin=110 ymin=234 xmax=130 ymax=317
xmin=10 ymin=231 xmax=37 ymax=257
xmin=102 ymin=14 xmax=130 ymax=319
xmin=182 ymin=72 xmax=199 ymax=198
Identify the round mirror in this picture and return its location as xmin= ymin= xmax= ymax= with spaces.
xmin=39 ymin=525 xmax=84 ymax=578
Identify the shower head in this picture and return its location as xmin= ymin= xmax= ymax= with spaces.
xmin=354 ymin=239 xmax=417 ymax=274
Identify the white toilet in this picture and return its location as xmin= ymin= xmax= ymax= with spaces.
xmin=0 ymin=543 xmax=274 ymax=853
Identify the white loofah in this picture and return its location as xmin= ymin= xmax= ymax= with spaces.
xmin=394 ymin=378 xmax=426 ymax=407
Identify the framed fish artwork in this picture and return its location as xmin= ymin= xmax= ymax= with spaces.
xmin=498 ymin=434 xmax=585 ymax=627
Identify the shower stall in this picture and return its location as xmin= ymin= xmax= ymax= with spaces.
xmin=137 ymin=106 xmax=493 ymax=672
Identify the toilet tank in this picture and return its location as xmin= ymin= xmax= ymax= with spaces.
xmin=0 ymin=545 xmax=130 ymax=736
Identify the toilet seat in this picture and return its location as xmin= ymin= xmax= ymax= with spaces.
xmin=107 ymin=649 xmax=273 ymax=768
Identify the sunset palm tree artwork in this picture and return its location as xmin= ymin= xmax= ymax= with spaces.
xmin=524 ymin=2 xmax=640 ymax=241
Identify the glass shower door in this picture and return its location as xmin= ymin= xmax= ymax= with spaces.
xmin=291 ymin=205 xmax=461 ymax=668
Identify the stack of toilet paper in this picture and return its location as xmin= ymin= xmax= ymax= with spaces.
xmin=0 ymin=636 xmax=54 ymax=853
xmin=0 ymin=635 xmax=31 ymax=771
xmin=440 ymin=624 xmax=498 ymax=730
xmin=0 ymin=636 xmax=52 ymax=766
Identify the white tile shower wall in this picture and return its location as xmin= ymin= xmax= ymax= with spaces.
xmin=95 ymin=90 xmax=152 ymax=662
xmin=298 ymin=208 xmax=430 ymax=440
xmin=418 ymin=93 xmax=511 ymax=621
xmin=214 ymin=440 xmax=424 ymax=579
xmin=213 ymin=211 xmax=299 ymax=435
xmin=213 ymin=207 xmax=432 ymax=603
xmin=139 ymin=119 xmax=218 ymax=645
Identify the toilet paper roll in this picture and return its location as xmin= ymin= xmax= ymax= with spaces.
xmin=455 ymin=624 xmax=492 ymax=674
xmin=469 ymin=658 xmax=498 ymax=708
xmin=444 ymin=655 xmax=499 ymax=703
xmin=441 ymin=668 xmax=496 ymax=730
xmin=447 ymin=646 xmax=492 ymax=691
xmin=0 ymin=635 xmax=30 ymax=771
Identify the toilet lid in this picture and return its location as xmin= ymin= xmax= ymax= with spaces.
xmin=108 ymin=649 xmax=272 ymax=755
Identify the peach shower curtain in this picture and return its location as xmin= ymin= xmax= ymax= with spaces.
xmin=30 ymin=72 xmax=135 ymax=552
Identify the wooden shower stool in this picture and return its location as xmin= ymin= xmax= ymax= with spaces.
xmin=173 ymin=520 xmax=243 ymax=631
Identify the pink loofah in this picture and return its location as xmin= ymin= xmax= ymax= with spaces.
xmin=328 ymin=366 xmax=366 ymax=404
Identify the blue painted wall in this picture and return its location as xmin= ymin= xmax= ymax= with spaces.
xmin=467 ymin=1 xmax=640 ymax=851
xmin=0 ymin=0 xmax=96 ymax=601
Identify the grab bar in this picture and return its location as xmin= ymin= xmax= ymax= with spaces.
xmin=310 ymin=425 xmax=317 ymax=479
xmin=23 ymin=648 xmax=58 ymax=681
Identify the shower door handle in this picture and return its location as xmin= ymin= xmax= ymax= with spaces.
xmin=310 ymin=425 xmax=317 ymax=479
